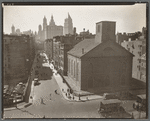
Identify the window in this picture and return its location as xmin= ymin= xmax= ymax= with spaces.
xmin=71 ymin=60 xmax=73 ymax=75
xmin=138 ymin=52 xmax=141 ymax=56
xmin=74 ymin=61 xmax=76 ymax=78
xmin=97 ymin=25 xmax=100 ymax=32
xmin=138 ymin=59 xmax=141 ymax=63
xmin=68 ymin=59 xmax=70 ymax=73
xmin=76 ymin=63 xmax=79 ymax=81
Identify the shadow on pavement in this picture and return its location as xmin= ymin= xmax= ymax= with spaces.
xmin=16 ymin=107 xmax=35 ymax=116
xmin=80 ymin=78 xmax=146 ymax=97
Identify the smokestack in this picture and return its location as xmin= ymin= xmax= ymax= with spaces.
xmin=95 ymin=21 xmax=116 ymax=43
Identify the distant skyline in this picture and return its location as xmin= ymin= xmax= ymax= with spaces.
xmin=3 ymin=4 xmax=146 ymax=35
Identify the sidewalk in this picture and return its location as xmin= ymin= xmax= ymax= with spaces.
xmin=49 ymin=63 xmax=103 ymax=102
xmin=4 ymin=102 xmax=32 ymax=111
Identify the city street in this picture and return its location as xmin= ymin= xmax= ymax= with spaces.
xmin=3 ymin=52 xmax=101 ymax=118
xmin=3 ymin=52 xmax=146 ymax=119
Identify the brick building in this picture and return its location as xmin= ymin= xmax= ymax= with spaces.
xmin=53 ymin=35 xmax=83 ymax=76
xmin=3 ymin=34 xmax=35 ymax=85
xmin=44 ymin=39 xmax=53 ymax=61
xmin=67 ymin=21 xmax=133 ymax=92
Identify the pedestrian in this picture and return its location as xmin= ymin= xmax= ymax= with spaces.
xmin=50 ymin=94 xmax=51 ymax=100
xmin=55 ymin=90 xmax=57 ymax=94
xmin=72 ymin=96 xmax=74 ymax=100
xmin=41 ymin=97 xmax=44 ymax=104
xmin=131 ymin=113 xmax=134 ymax=119
xmin=86 ymin=97 xmax=88 ymax=100
xmin=62 ymin=89 xmax=64 ymax=92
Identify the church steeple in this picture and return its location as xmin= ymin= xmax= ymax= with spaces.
xmin=49 ymin=15 xmax=55 ymax=26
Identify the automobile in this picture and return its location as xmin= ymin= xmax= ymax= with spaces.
xmin=98 ymin=99 xmax=123 ymax=113
xmin=34 ymin=78 xmax=40 ymax=86
xmin=103 ymin=93 xmax=118 ymax=100
xmin=133 ymin=94 xmax=146 ymax=111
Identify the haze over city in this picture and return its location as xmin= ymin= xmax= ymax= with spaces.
xmin=3 ymin=3 xmax=146 ymax=34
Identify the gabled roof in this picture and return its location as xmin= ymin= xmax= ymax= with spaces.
xmin=67 ymin=38 xmax=98 ymax=57
xmin=68 ymin=38 xmax=134 ymax=58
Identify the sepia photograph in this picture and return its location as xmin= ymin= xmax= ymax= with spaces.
xmin=2 ymin=2 xmax=147 ymax=119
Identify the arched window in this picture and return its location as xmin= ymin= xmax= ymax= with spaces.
xmin=74 ymin=61 xmax=76 ymax=78
xmin=68 ymin=59 xmax=70 ymax=73
xmin=76 ymin=63 xmax=79 ymax=81
xmin=71 ymin=60 xmax=73 ymax=76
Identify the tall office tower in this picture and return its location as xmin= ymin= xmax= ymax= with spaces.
xmin=63 ymin=13 xmax=73 ymax=35
xmin=43 ymin=16 xmax=47 ymax=40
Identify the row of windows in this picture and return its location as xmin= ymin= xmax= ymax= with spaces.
xmin=68 ymin=58 xmax=79 ymax=81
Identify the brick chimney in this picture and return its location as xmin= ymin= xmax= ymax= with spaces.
xmin=95 ymin=21 xmax=116 ymax=43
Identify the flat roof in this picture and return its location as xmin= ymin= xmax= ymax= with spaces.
xmin=96 ymin=21 xmax=116 ymax=24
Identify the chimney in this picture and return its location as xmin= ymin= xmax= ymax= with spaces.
xmin=95 ymin=21 xmax=116 ymax=43
xmin=73 ymin=27 xmax=76 ymax=36
xmin=82 ymin=48 xmax=84 ymax=54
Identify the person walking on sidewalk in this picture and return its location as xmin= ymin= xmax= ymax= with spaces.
xmin=55 ymin=90 xmax=57 ymax=94
xmin=41 ymin=97 xmax=44 ymax=104
xmin=49 ymin=94 xmax=51 ymax=100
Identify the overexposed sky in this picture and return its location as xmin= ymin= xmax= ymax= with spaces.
xmin=3 ymin=4 xmax=146 ymax=34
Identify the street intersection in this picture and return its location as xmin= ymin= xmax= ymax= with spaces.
xmin=3 ymin=52 xmax=146 ymax=119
